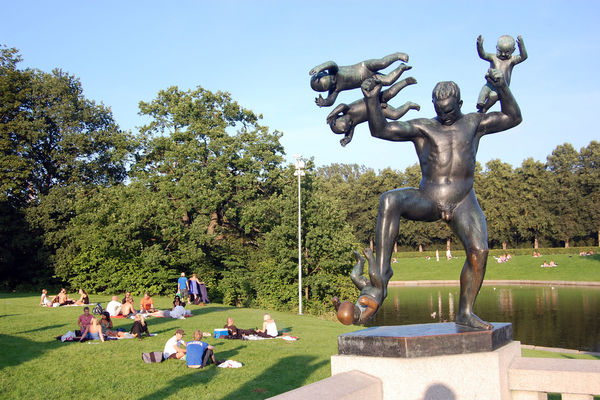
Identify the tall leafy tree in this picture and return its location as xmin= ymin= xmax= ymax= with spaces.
xmin=477 ymin=159 xmax=519 ymax=249
xmin=514 ymin=158 xmax=552 ymax=248
xmin=579 ymin=141 xmax=600 ymax=246
xmin=546 ymin=143 xmax=585 ymax=247
xmin=0 ymin=46 xmax=133 ymax=286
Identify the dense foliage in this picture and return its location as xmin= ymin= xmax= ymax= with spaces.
xmin=1 ymin=46 xmax=598 ymax=315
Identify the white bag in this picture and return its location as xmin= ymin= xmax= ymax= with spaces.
xmin=61 ymin=331 xmax=76 ymax=342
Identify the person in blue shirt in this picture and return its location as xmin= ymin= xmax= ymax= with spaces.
xmin=186 ymin=330 xmax=220 ymax=368
xmin=177 ymin=272 xmax=189 ymax=303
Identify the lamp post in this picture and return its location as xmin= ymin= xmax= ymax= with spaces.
xmin=293 ymin=155 xmax=305 ymax=315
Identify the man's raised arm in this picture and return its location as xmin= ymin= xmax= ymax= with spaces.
xmin=362 ymin=77 xmax=418 ymax=141
xmin=477 ymin=68 xmax=522 ymax=136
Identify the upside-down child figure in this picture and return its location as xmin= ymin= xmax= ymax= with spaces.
xmin=310 ymin=52 xmax=410 ymax=107
xmin=327 ymin=77 xmax=420 ymax=146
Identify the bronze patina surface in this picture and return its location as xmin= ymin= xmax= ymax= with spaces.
xmin=338 ymin=322 xmax=513 ymax=358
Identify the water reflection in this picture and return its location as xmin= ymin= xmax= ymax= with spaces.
xmin=367 ymin=285 xmax=600 ymax=352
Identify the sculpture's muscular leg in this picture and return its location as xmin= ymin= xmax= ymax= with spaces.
xmin=449 ymin=190 xmax=493 ymax=330
xmin=340 ymin=188 xmax=437 ymax=325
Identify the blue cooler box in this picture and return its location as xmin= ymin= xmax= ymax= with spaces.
xmin=214 ymin=328 xmax=228 ymax=338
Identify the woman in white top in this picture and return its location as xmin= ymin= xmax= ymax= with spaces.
xmin=257 ymin=314 xmax=278 ymax=338
xmin=40 ymin=289 xmax=52 ymax=307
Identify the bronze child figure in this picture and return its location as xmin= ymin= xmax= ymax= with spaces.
xmin=310 ymin=52 xmax=410 ymax=107
xmin=476 ymin=34 xmax=527 ymax=113
xmin=327 ymin=77 xmax=420 ymax=146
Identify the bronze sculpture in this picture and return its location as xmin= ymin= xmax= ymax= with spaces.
xmin=315 ymin=42 xmax=524 ymax=330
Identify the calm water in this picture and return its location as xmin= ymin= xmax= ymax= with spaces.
xmin=366 ymin=285 xmax=600 ymax=352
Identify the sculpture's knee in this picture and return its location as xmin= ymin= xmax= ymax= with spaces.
xmin=379 ymin=191 xmax=401 ymax=212
xmin=467 ymin=246 xmax=488 ymax=266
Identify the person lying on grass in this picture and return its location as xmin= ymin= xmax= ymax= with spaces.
xmin=147 ymin=304 xmax=190 ymax=319
xmin=223 ymin=317 xmax=258 ymax=339
xmin=186 ymin=330 xmax=222 ymax=368
xmin=163 ymin=328 xmax=186 ymax=360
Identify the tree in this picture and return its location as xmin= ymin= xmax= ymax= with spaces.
xmin=546 ymin=143 xmax=585 ymax=247
xmin=578 ymin=141 xmax=600 ymax=246
xmin=477 ymin=159 xmax=519 ymax=249
xmin=0 ymin=46 xmax=133 ymax=287
xmin=514 ymin=158 xmax=552 ymax=248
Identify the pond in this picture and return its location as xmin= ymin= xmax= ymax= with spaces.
xmin=366 ymin=285 xmax=600 ymax=352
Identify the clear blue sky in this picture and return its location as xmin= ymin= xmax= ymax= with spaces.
xmin=2 ymin=0 xmax=599 ymax=172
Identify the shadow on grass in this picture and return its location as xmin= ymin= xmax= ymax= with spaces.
xmin=219 ymin=355 xmax=328 ymax=400
xmin=0 ymin=333 xmax=61 ymax=370
xmin=18 ymin=323 xmax=68 ymax=334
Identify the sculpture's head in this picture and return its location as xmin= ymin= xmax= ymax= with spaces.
xmin=311 ymin=71 xmax=334 ymax=92
xmin=496 ymin=35 xmax=516 ymax=60
xmin=329 ymin=114 xmax=351 ymax=134
xmin=432 ymin=81 xmax=463 ymax=126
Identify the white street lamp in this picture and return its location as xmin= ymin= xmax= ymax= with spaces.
xmin=293 ymin=155 xmax=305 ymax=315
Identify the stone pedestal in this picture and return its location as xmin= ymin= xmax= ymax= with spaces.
xmin=332 ymin=323 xmax=520 ymax=400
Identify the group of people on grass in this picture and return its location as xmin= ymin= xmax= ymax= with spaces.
xmin=177 ymin=272 xmax=210 ymax=305
xmin=494 ymin=253 xmax=512 ymax=263
xmin=77 ymin=306 xmax=151 ymax=342
xmin=164 ymin=314 xmax=279 ymax=368
xmin=40 ymin=288 xmax=89 ymax=307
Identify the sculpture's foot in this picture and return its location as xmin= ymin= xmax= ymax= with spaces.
xmin=340 ymin=133 xmax=353 ymax=147
xmin=407 ymin=101 xmax=420 ymax=111
xmin=394 ymin=52 xmax=409 ymax=62
xmin=455 ymin=312 xmax=493 ymax=331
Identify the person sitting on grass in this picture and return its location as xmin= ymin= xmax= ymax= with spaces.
xmin=223 ymin=317 xmax=257 ymax=339
xmin=120 ymin=297 xmax=136 ymax=317
xmin=77 ymin=307 xmax=93 ymax=333
xmin=173 ymin=295 xmax=185 ymax=308
xmin=74 ymin=288 xmax=89 ymax=305
xmin=140 ymin=292 xmax=156 ymax=313
xmin=256 ymin=314 xmax=278 ymax=338
xmin=80 ymin=316 xmax=105 ymax=342
xmin=57 ymin=288 xmax=75 ymax=305
xmin=163 ymin=328 xmax=186 ymax=360
xmin=129 ymin=314 xmax=151 ymax=338
xmin=40 ymin=289 xmax=52 ymax=307
xmin=105 ymin=296 xmax=122 ymax=316
xmin=186 ymin=330 xmax=221 ymax=368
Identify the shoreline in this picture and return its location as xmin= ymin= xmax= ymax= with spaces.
xmin=389 ymin=279 xmax=600 ymax=287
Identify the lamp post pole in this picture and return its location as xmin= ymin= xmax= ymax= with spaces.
xmin=293 ymin=155 xmax=305 ymax=315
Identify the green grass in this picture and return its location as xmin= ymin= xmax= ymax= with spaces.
xmin=0 ymin=293 xmax=361 ymax=399
xmin=390 ymin=253 xmax=600 ymax=282
xmin=2 ymin=251 xmax=599 ymax=400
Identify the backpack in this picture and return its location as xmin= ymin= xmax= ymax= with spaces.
xmin=92 ymin=303 xmax=103 ymax=315
xmin=142 ymin=351 xmax=164 ymax=363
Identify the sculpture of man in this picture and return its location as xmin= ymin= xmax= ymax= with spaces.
xmin=336 ymin=68 xmax=522 ymax=330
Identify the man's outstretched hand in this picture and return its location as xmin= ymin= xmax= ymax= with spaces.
xmin=485 ymin=68 xmax=506 ymax=89
xmin=361 ymin=77 xmax=382 ymax=99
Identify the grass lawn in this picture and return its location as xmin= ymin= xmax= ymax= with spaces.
xmin=390 ymin=253 xmax=600 ymax=282
xmin=1 ymin=252 xmax=598 ymax=399
xmin=0 ymin=293 xmax=362 ymax=399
